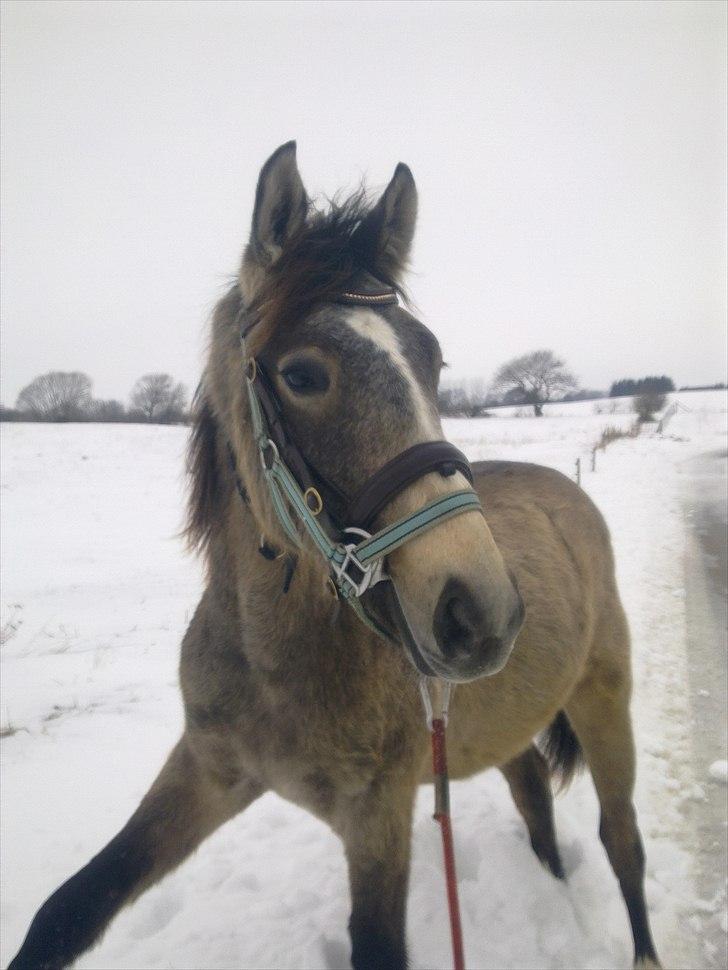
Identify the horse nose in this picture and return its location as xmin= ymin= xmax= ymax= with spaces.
xmin=433 ymin=576 xmax=523 ymax=672
xmin=434 ymin=578 xmax=483 ymax=659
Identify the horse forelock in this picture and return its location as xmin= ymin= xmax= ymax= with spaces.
xmin=243 ymin=190 xmax=409 ymax=355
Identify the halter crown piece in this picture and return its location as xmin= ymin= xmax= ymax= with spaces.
xmin=238 ymin=283 xmax=483 ymax=640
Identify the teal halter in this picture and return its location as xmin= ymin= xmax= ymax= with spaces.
xmin=239 ymin=299 xmax=483 ymax=639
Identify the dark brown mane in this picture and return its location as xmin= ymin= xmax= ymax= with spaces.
xmin=184 ymin=386 xmax=230 ymax=556
xmin=246 ymin=190 xmax=408 ymax=353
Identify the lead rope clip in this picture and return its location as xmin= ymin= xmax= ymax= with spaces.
xmin=419 ymin=677 xmax=465 ymax=970
xmin=419 ymin=677 xmax=452 ymax=729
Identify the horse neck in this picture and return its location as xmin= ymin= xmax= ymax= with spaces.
xmin=207 ymin=480 xmax=364 ymax=677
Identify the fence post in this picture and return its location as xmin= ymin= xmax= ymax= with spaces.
xmin=575 ymin=457 xmax=581 ymax=486
xmin=591 ymin=448 xmax=596 ymax=472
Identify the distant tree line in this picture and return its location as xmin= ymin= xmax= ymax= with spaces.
xmin=438 ymin=350 xmax=681 ymax=419
xmin=609 ymin=376 xmax=675 ymax=398
xmin=677 ymin=382 xmax=726 ymax=392
xmin=4 ymin=361 xmax=696 ymax=424
xmin=1 ymin=371 xmax=189 ymax=424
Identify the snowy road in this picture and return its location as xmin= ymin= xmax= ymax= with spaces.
xmin=682 ymin=450 xmax=728 ymax=970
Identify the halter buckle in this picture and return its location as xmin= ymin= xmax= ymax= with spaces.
xmin=331 ymin=544 xmax=376 ymax=597
xmin=331 ymin=528 xmax=387 ymax=598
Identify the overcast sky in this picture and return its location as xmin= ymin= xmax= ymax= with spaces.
xmin=1 ymin=0 xmax=726 ymax=406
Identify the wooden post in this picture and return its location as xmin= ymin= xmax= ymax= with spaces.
xmin=575 ymin=457 xmax=581 ymax=486
xmin=591 ymin=448 xmax=596 ymax=472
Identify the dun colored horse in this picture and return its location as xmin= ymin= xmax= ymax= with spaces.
xmin=9 ymin=143 xmax=661 ymax=970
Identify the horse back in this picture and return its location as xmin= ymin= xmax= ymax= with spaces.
xmin=471 ymin=459 xmax=616 ymax=593
xmin=443 ymin=460 xmax=623 ymax=775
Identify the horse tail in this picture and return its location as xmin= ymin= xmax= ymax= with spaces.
xmin=541 ymin=710 xmax=584 ymax=791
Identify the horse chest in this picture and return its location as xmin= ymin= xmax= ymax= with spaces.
xmin=213 ymin=685 xmax=400 ymax=801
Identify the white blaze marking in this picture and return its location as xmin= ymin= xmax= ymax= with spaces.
xmin=344 ymin=308 xmax=441 ymax=438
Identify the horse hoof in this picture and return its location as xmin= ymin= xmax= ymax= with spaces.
xmin=633 ymin=956 xmax=662 ymax=969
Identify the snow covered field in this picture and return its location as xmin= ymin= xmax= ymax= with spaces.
xmin=1 ymin=390 xmax=726 ymax=970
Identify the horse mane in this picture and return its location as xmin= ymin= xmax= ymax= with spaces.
xmin=185 ymin=189 xmax=411 ymax=557
xmin=184 ymin=384 xmax=227 ymax=557
xmin=245 ymin=188 xmax=409 ymax=352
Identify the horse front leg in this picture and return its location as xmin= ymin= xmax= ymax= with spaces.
xmin=340 ymin=777 xmax=417 ymax=970
xmin=9 ymin=735 xmax=263 ymax=970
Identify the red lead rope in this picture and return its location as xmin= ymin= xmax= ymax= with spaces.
xmin=430 ymin=715 xmax=466 ymax=970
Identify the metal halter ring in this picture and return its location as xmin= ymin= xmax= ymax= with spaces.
xmin=330 ymin=527 xmax=387 ymax=598
xmin=304 ymin=487 xmax=323 ymax=516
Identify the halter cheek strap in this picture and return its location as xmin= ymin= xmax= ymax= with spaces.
xmin=246 ymin=357 xmax=346 ymax=538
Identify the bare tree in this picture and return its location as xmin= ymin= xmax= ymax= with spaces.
xmin=491 ymin=350 xmax=577 ymax=417
xmin=633 ymin=391 xmax=666 ymax=423
xmin=16 ymin=372 xmax=92 ymax=421
xmin=130 ymin=373 xmax=188 ymax=423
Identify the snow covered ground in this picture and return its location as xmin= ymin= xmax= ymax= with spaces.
xmin=1 ymin=390 xmax=726 ymax=970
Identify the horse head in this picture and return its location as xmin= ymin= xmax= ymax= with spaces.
xmin=200 ymin=141 xmax=524 ymax=683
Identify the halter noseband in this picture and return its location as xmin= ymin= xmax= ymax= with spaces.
xmin=237 ymin=284 xmax=482 ymax=639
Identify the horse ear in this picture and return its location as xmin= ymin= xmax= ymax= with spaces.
xmin=249 ymin=141 xmax=308 ymax=263
xmin=356 ymin=163 xmax=418 ymax=279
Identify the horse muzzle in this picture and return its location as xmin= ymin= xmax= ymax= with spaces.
xmin=429 ymin=574 xmax=525 ymax=680
xmin=384 ymin=569 xmax=524 ymax=683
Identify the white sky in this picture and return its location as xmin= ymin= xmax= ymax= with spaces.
xmin=1 ymin=0 xmax=726 ymax=406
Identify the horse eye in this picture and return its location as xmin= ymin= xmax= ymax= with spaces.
xmin=280 ymin=361 xmax=330 ymax=395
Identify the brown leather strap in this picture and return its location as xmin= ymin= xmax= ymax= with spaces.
xmin=252 ymin=363 xmax=347 ymax=530
xmin=253 ymin=365 xmax=308 ymax=483
xmin=346 ymin=441 xmax=473 ymax=530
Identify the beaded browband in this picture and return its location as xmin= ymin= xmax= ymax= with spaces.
xmin=336 ymin=288 xmax=399 ymax=306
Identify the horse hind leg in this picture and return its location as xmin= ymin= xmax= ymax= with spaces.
xmin=500 ymin=743 xmax=565 ymax=880
xmin=565 ymin=618 xmax=662 ymax=969
xmin=9 ymin=735 xmax=263 ymax=970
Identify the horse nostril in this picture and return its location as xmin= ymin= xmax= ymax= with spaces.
xmin=434 ymin=578 xmax=481 ymax=659
xmin=446 ymin=597 xmax=470 ymax=632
